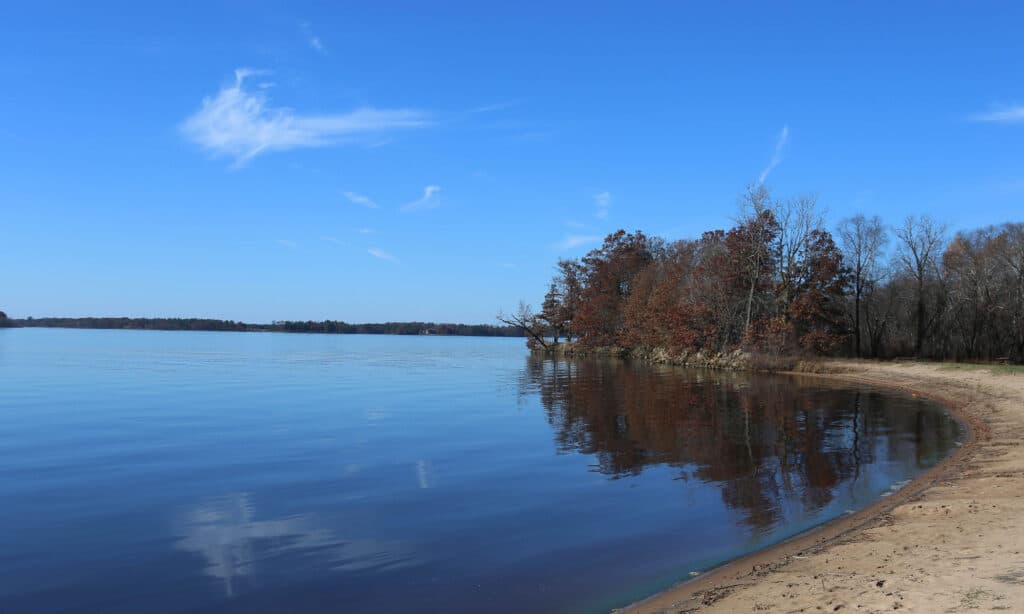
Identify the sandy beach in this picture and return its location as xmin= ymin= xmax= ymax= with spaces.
xmin=620 ymin=360 xmax=1024 ymax=613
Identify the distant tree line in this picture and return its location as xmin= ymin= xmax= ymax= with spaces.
xmin=5 ymin=316 xmax=524 ymax=337
xmin=10 ymin=317 xmax=251 ymax=332
xmin=520 ymin=185 xmax=1023 ymax=362
xmin=269 ymin=320 xmax=524 ymax=337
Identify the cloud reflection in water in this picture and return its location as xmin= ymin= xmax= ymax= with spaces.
xmin=174 ymin=493 xmax=416 ymax=598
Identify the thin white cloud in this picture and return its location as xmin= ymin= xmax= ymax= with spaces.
xmin=469 ymin=100 xmax=522 ymax=114
xmin=594 ymin=191 xmax=612 ymax=219
xmin=343 ymin=191 xmax=378 ymax=208
xmin=368 ymin=247 xmax=398 ymax=262
xmin=757 ymin=124 xmax=790 ymax=185
xmin=400 ymin=185 xmax=442 ymax=212
xmin=234 ymin=67 xmax=270 ymax=83
xmin=181 ymin=68 xmax=430 ymax=165
xmin=276 ymin=239 xmax=297 ymax=249
xmin=301 ymin=22 xmax=326 ymax=54
xmin=556 ymin=234 xmax=601 ymax=250
xmin=970 ymin=105 xmax=1024 ymax=123
xmin=321 ymin=236 xmax=345 ymax=245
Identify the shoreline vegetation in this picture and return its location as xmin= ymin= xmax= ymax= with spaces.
xmin=505 ymin=185 xmax=1023 ymax=366
xmin=0 ymin=316 xmax=524 ymax=337
xmin=620 ymin=360 xmax=1024 ymax=613
xmin=539 ymin=341 xmax=753 ymax=371
xmin=497 ymin=186 xmax=1023 ymax=610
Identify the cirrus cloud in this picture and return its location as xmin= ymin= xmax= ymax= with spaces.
xmin=400 ymin=185 xmax=442 ymax=212
xmin=181 ymin=68 xmax=430 ymax=166
xmin=970 ymin=105 xmax=1024 ymax=123
xmin=368 ymin=247 xmax=398 ymax=262
xmin=344 ymin=191 xmax=378 ymax=208
xmin=594 ymin=191 xmax=612 ymax=219
xmin=556 ymin=234 xmax=601 ymax=250
xmin=758 ymin=124 xmax=789 ymax=185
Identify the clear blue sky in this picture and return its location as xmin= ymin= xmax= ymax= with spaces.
xmin=2 ymin=2 xmax=1022 ymax=323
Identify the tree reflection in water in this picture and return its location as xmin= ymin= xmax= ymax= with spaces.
xmin=518 ymin=355 xmax=958 ymax=531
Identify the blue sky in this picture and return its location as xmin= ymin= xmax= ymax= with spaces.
xmin=2 ymin=2 xmax=1022 ymax=323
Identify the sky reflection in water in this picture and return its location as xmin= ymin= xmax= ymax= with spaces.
xmin=0 ymin=329 xmax=958 ymax=613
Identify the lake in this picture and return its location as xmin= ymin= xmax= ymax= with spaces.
xmin=0 ymin=328 xmax=960 ymax=613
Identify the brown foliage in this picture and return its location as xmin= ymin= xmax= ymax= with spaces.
xmin=573 ymin=230 xmax=656 ymax=347
xmin=518 ymin=186 xmax=1022 ymax=363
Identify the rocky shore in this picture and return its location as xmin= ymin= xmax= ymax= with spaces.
xmin=538 ymin=342 xmax=753 ymax=371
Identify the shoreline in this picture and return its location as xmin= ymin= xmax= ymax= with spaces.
xmin=618 ymin=360 xmax=1022 ymax=613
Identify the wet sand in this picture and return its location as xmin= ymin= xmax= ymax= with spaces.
xmin=618 ymin=360 xmax=1024 ymax=613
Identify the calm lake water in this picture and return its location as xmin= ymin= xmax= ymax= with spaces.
xmin=0 ymin=328 xmax=959 ymax=613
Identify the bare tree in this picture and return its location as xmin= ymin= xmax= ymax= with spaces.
xmin=735 ymin=184 xmax=779 ymax=333
xmin=837 ymin=214 xmax=888 ymax=356
xmin=995 ymin=223 xmax=1024 ymax=360
xmin=894 ymin=215 xmax=947 ymax=356
xmin=863 ymin=262 xmax=899 ymax=357
xmin=497 ymin=302 xmax=550 ymax=350
xmin=772 ymin=194 xmax=825 ymax=313
xmin=539 ymin=259 xmax=584 ymax=343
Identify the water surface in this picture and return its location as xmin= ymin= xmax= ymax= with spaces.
xmin=0 ymin=329 xmax=959 ymax=612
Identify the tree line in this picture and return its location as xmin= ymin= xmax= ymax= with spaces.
xmin=519 ymin=185 xmax=1023 ymax=362
xmin=4 ymin=316 xmax=524 ymax=337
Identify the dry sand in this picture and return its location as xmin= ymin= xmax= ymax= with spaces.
xmin=619 ymin=361 xmax=1024 ymax=613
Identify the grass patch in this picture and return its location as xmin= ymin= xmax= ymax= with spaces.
xmin=793 ymin=359 xmax=843 ymax=374
xmin=747 ymin=353 xmax=798 ymax=372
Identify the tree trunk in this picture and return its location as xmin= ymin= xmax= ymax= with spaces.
xmin=854 ymin=290 xmax=861 ymax=357
xmin=853 ymin=262 xmax=863 ymax=358
xmin=915 ymin=278 xmax=925 ymax=357
xmin=745 ymin=278 xmax=756 ymax=333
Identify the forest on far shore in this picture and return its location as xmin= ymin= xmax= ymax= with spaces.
xmin=508 ymin=185 xmax=1024 ymax=363
xmin=0 ymin=316 xmax=523 ymax=338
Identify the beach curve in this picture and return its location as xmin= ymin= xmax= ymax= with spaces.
xmin=618 ymin=360 xmax=1023 ymax=613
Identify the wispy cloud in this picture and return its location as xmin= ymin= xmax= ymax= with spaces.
xmin=276 ymin=239 xmax=297 ymax=249
xmin=970 ymin=105 xmax=1024 ymax=123
xmin=368 ymin=247 xmax=398 ymax=262
xmin=357 ymin=227 xmax=373 ymax=234
xmin=556 ymin=234 xmax=601 ymax=250
xmin=301 ymin=22 xmax=325 ymax=53
xmin=594 ymin=191 xmax=612 ymax=219
xmin=469 ymin=100 xmax=523 ymax=114
xmin=321 ymin=236 xmax=345 ymax=245
xmin=181 ymin=68 xmax=430 ymax=165
xmin=343 ymin=191 xmax=378 ymax=208
xmin=400 ymin=185 xmax=442 ymax=212
xmin=757 ymin=124 xmax=789 ymax=185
